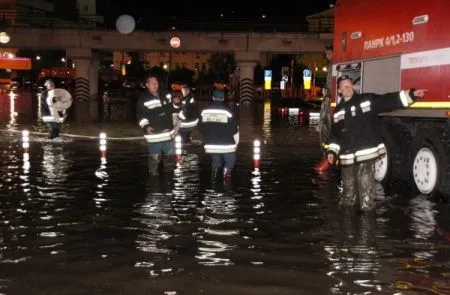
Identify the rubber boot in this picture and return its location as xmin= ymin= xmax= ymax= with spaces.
xmin=340 ymin=164 xmax=357 ymax=207
xmin=162 ymin=154 xmax=176 ymax=174
xmin=211 ymin=167 xmax=221 ymax=180
xmin=148 ymin=154 xmax=160 ymax=175
xmin=357 ymin=160 xmax=376 ymax=211
xmin=223 ymin=168 xmax=232 ymax=183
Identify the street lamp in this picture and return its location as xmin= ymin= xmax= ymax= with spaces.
xmin=0 ymin=32 xmax=10 ymax=44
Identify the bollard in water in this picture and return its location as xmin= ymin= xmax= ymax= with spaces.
xmin=175 ymin=135 xmax=182 ymax=161
xmin=99 ymin=132 xmax=107 ymax=159
xmin=22 ymin=130 xmax=30 ymax=152
xmin=253 ymin=139 xmax=261 ymax=169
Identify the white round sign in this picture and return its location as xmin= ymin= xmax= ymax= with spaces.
xmin=0 ymin=32 xmax=10 ymax=44
xmin=51 ymin=88 xmax=73 ymax=111
xmin=116 ymin=15 xmax=135 ymax=34
xmin=170 ymin=36 xmax=181 ymax=48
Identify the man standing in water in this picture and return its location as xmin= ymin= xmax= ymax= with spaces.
xmin=41 ymin=79 xmax=72 ymax=140
xmin=199 ymin=90 xmax=239 ymax=182
xmin=326 ymin=75 xmax=426 ymax=211
xmin=137 ymin=74 xmax=176 ymax=175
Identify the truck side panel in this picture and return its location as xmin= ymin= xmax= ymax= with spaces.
xmin=334 ymin=0 xmax=450 ymax=105
xmin=335 ymin=0 xmax=450 ymax=60
xmin=401 ymin=50 xmax=450 ymax=105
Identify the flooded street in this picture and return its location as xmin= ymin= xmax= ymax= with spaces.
xmin=0 ymin=92 xmax=449 ymax=295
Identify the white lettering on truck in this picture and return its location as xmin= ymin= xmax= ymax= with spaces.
xmin=364 ymin=31 xmax=415 ymax=50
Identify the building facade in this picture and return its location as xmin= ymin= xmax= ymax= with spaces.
xmin=305 ymin=8 xmax=334 ymax=33
xmin=0 ymin=0 xmax=103 ymax=28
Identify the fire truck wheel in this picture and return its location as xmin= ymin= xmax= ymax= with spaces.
xmin=410 ymin=131 xmax=444 ymax=195
xmin=374 ymin=127 xmax=393 ymax=188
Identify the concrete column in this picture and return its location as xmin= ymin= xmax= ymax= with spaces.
xmin=235 ymin=51 xmax=259 ymax=105
xmin=89 ymin=59 xmax=100 ymax=121
xmin=66 ymin=48 xmax=91 ymax=123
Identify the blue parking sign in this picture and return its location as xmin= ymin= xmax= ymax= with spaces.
xmin=303 ymin=69 xmax=312 ymax=78
xmin=264 ymin=70 xmax=272 ymax=80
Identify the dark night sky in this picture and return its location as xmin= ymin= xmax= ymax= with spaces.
xmin=97 ymin=0 xmax=334 ymax=29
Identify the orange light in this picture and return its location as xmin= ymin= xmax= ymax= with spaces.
xmin=0 ymin=57 xmax=31 ymax=70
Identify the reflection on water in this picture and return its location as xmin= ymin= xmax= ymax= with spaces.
xmin=135 ymin=179 xmax=174 ymax=256
xmin=0 ymin=91 xmax=34 ymax=129
xmin=0 ymin=100 xmax=448 ymax=294
xmin=408 ymin=194 xmax=437 ymax=240
xmin=324 ymin=210 xmax=384 ymax=294
xmin=262 ymin=101 xmax=271 ymax=142
xmin=250 ymin=169 xmax=265 ymax=216
xmin=40 ymin=143 xmax=71 ymax=185
xmin=195 ymin=185 xmax=238 ymax=267
xmin=94 ymin=156 xmax=109 ymax=208
xmin=8 ymin=92 xmax=17 ymax=130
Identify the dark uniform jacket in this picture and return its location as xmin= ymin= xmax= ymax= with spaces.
xmin=199 ymin=100 xmax=239 ymax=154
xmin=327 ymin=89 xmax=419 ymax=165
xmin=136 ymin=90 xmax=174 ymax=143
xmin=178 ymin=94 xmax=199 ymax=129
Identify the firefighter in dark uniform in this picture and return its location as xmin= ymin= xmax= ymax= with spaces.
xmin=178 ymin=84 xmax=198 ymax=143
xmin=326 ymin=75 xmax=426 ymax=211
xmin=137 ymin=74 xmax=176 ymax=175
xmin=41 ymin=79 xmax=70 ymax=139
xmin=199 ymin=90 xmax=239 ymax=182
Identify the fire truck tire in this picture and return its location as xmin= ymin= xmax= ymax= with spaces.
xmin=410 ymin=130 xmax=445 ymax=195
xmin=374 ymin=127 xmax=393 ymax=188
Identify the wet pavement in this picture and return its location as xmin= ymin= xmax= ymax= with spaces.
xmin=0 ymin=91 xmax=449 ymax=294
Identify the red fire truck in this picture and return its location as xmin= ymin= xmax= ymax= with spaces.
xmin=331 ymin=0 xmax=450 ymax=196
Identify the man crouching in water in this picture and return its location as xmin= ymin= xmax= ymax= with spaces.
xmin=326 ymin=75 xmax=426 ymax=211
xmin=137 ymin=74 xmax=176 ymax=175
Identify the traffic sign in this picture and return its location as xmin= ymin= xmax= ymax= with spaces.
xmin=264 ymin=70 xmax=272 ymax=80
xmin=303 ymin=69 xmax=312 ymax=78
xmin=282 ymin=75 xmax=288 ymax=82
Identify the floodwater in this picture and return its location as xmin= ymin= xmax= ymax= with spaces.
xmin=0 ymin=91 xmax=449 ymax=295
